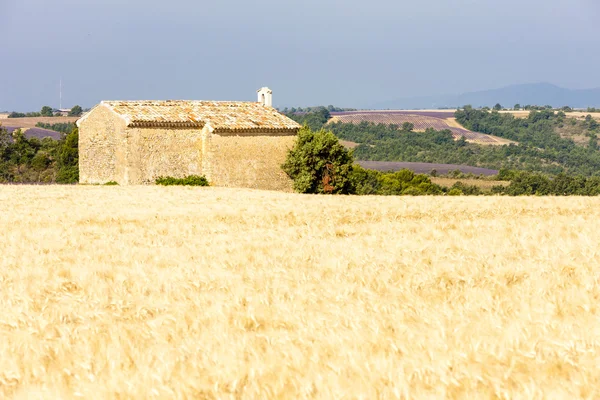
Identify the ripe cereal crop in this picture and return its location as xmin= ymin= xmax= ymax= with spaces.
xmin=1 ymin=186 xmax=599 ymax=398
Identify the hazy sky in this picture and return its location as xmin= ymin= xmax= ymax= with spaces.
xmin=2 ymin=0 xmax=600 ymax=111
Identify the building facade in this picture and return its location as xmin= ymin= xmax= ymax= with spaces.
xmin=76 ymin=89 xmax=301 ymax=190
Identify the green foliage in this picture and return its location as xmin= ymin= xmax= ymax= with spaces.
xmin=281 ymin=105 xmax=356 ymax=114
xmin=285 ymin=108 xmax=331 ymax=132
xmin=282 ymin=126 xmax=443 ymax=196
xmin=349 ymin=165 xmax=443 ymax=196
xmin=104 ymin=181 xmax=119 ymax=185
xmin=402 ymin=122 xmax=414 ymax=132
xmin=55 ymin=128 xmax=79 ymax=183
xmin=329 ymin=121 xmax=515 ymax=170
xmin=69 ymin=105 xmax=83 ymax=117
xmin=450 ymin=181 xmax=482 ymax=195
xmin=8 ymin=111 xmax=42 ymax=118
xmin=31 ymin=151 xmax=51 ymax=171
xmin=0 ymin=123 xmax=79 ymax=184
xmin=494 ymin=171 xmax=600 ymax=196
xmin=40 ymin=106 xmax=54 ymax=117
xmin=155 ymin=175 xmax=209 ymax=186
xmin=36 ymin=122 xmax=75 ymax=134
xmin=448 ymin=188 xmax=463 ymax=196
xmin=497 ymin=168 xmax=519 ymax=181
xmin=282 ymin=126 xmax=355 ymax=194
xmin=453 ymin=108 xmax=600 ymax=176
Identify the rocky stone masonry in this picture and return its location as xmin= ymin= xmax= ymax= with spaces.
xmin=77 ymin=103 xmax=299 ymax=191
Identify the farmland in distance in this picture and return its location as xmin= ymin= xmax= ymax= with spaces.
xmin=1 ymin=186 xmax=600 ymax=398
xmin=329 ymin=110 xmax=514 ymax=145
xmin=1 ymin=116 xmax=78 ymax=141
xmin=356 ymin=161 xmax=499 ymax=176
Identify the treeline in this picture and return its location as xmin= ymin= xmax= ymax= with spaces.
xmin=285 ymin=107 xmax=332 ymax=131
xmin=328 ymin=121 xmax=557 ymax=174
xmin=36 ymin=122 xmax=77 ymax=134
xmin=313 ymin=108 xmax=600 ymax=176
xmin=446 ymin=170 xmax=600 ymax=196
xmin=281 ymin=105 xmax=356 ymax=114
xmin=281 ymin=127 xmax=443 ymax=195
xmin=8 ymin=111 xmax=43 ymax=118
xmin=281 ymin=126 xmax=600 ymax=197
xmin=455 ymin=107 xmax=600 ymax=175
xmin=495 ymin=170 xmax=600 ymax=196
xmin=0 ymin=126 xmax=78 ymax=183
xmin=8 ymin=105 xmax=83 ymax=118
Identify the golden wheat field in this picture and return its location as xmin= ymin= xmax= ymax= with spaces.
xmin=1 ymin=186 xmax=600 ymax=399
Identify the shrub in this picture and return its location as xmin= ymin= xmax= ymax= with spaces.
xmin=448 ymin=188 xmax=463 ymax=196
xmin=155 ymin=175 xmax=209 ymax=186
xmin=56 ymin=128 xmax=79 ymax=184
xmin=349 ymin=165 xmax=381 ymax=195
xmin=104 ymin=181 xmax=119 ymax=185
xmin=450 ymin=181 xmax=482 ymax=196
xmin=282 ymin=126 xmax=354 ymax=194
xmin=401 ymin=186 xmax=424 ymax=196
xmin=491 ymin=185 xmax=506 ymax=194
xmin=55 ymin=166 xmax=79 ymax=184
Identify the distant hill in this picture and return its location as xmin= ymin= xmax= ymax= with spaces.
xmin=374 ymin=83 xmax=600 ymax=110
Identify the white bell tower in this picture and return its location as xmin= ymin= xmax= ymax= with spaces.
xmin=257 ymin=87 xmax=273 ymax=107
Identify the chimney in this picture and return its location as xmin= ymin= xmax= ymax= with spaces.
xmin=257 ymin=87 xmax=273 ymax=107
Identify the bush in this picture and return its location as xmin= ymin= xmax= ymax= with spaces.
xmin=55 ymin=166 xmax=79 ymax=184
xmin=349 ymin=165 xmax=443 ymax=196
xmin=155 ymin=175 xmax=209 ymax=186
xmin=282 ymin=126 xmax=354 ymax=194
xmin=55 ymin=128 xmax=79 ymax=184
xmin=450 ymin=181 xmax=482 ymax=195
xmin=448 ymin=188 xmax=463 ymax=196
xmin=104 ymin=181 xmax=119 ymax=185
xmin=349 ymin=164 xmax=381 ymax=195
xmin=491 ymin=185 xmax=506 ymax=194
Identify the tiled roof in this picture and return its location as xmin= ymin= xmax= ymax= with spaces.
xmin=98 ymin=100 xmax=301 ymax=132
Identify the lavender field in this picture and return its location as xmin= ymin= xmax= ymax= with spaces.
xmin=330 ymin=111 xmax=511 ymax=145
xmin=3 ymin=126 xmax=62 ymax=140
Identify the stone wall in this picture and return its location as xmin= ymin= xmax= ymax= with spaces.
xmin=79 ymin=105 xmax=297 ymax=190
xmin=78 ymin=105 xmax=124 ymax=184
xmin=208 ymin=133 xmax=296 ymax=191
xmin=124 ymin=127 xmax=204 ymax=184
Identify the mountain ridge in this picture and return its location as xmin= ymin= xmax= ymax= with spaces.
xmin=373 ymin=83 xmax=600 ymax=110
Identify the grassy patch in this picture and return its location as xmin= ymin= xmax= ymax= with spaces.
xmin=155 ymin=175 xmax=209 ymax=186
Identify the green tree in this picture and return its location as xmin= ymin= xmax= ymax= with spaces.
xmin=56 ymin=127 xmax=79 ymax=183
xmin=513 ymin=104 xmax=521 ymax=110
xmin=68 ymin=105 xmax=83 ymax=116
xmin=402 ymin=122 xmax=414 ymax=132
xmin=0 ymin=124 xmax=11 ymax=149
xmin=40 ymin=106 xmax=54 ymax=117
xmin=282 ymin=126 xmax=354 ymax=194
xmin=493 ymin=103 xmax=502 ymax=111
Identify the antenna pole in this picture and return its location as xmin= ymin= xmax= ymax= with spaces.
xmin=60 ymin=78 xmax=62 ymax=110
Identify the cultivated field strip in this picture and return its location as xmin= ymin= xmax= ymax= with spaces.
xmin=1 ymin=186 xmax=600 ymax=398
xmin=330 ymin=111 xmax=508 ymax=145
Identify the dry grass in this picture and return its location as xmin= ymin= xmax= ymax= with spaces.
xmin=499 ymin=111 xmax=600 ymax=121
xmin=555 ymin=124 xmax=594 ymax=146
xmin=0 ymin=116 xmax=79 ymax=129
xmin=339 ymin=139 xmax=359 ymax=149
xmin=1 ymin=186 xmax=600 ymax=399
xmin=443 ymin=118 xmax=515 ymax=145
